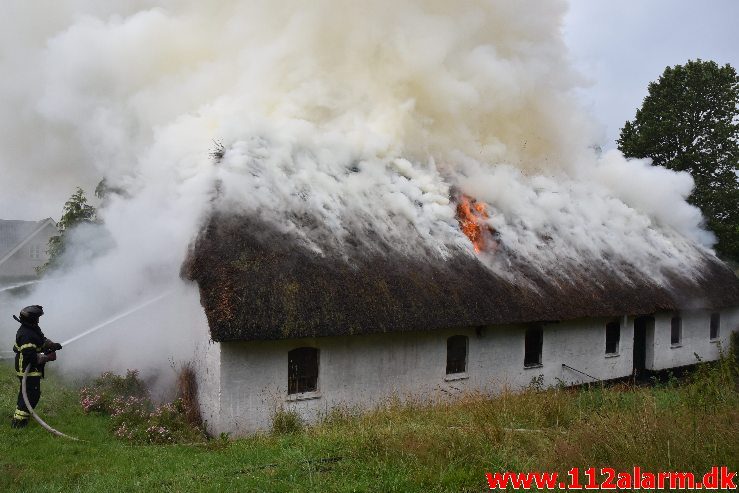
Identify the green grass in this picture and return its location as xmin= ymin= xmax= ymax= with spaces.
xmin=1 ymin=360 xmax=737 ymax=492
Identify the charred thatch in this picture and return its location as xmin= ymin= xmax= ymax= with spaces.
xmin=183 ymin=213 xmax=739 ymax=342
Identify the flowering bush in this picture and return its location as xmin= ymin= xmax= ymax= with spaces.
xmin=80 ymin=370 xmax=204 ymax=444
xmin=139 ymin=400 xmax=201 ymax=444
xmin=79 ymin=370 xmax=149 ymax=414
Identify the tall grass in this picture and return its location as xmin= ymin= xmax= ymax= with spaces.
xmin=286 ymin=350 xmax=739 ymax=488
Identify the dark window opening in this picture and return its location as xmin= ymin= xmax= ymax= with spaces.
xmin=288 ymin=347 xmax=319 ymax=395
xmin=633 ymin=316 xmax=653 ymax=376
xmin=605 ymin=320 xmax=620 ymax=354
xmin=710 ymin=313 xmax=720 ymax=340
xmin=670 ymin=316 xmax=682 ymax=346
xmin=524 ymin=326 xmax=543 ymax=367
xmin=446 ymin=335 xmax=468 ymax=374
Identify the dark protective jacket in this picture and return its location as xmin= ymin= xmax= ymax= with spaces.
xmin=13 ymin=322 xmax=50 ymax=378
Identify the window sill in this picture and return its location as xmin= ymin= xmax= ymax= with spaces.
xmin=286 ymin=391 xmax=321 ymax=402
xmin=605 ymin=353 xmax=620 ymax=358
xmin=670 ymin=344 xmax=682 ymax=349
xmin=444 ymin=373 xmax=468 ymax=382
xmin=523 ymin=363 xmax=543 ymax=370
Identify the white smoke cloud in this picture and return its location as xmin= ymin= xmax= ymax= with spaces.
xmin=0 ymin=1 xmax=717 ymax=383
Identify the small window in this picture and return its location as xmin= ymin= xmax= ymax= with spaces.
xmin=710 ymin=313 xmax=720 ymax=340
xmin=605 ymin=320 xmax=620 ymax=354
xmin=446 ymin=335 xmax=468 ymax=375
xmin=670 ymin=316 xmax=682 ymax=346
xmin=288 ymin=347 xmax=319 ymax=395
xmin=524 ymin=326 xmax=543 ymax=367
xmin=29 ymin=244 xmax=42 ymax=260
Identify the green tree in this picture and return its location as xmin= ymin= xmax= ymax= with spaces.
xmin=94 ymin=178 xmax=126 ymax=204
xmin=38 ymin=187 xmax=97 ymax=273
xmin=618 ymin=59 xmax=739 ymax=261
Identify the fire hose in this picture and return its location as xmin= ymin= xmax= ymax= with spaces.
xmin=18 ymin=290 xmax=174 ymax=440
xmin=0 ymin=280 xmax=42 ymax=293
xmin=0 ymin=277 xmax=67 ymax=294
xmin=21 ymin=363 xmax=81 ymax=441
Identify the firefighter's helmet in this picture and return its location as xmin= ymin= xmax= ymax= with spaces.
xmin=19 ymin=305 xmax=44 ymax=324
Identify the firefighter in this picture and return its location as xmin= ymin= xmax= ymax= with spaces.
xmin=10 ymin=305 xmax=62 ymax=429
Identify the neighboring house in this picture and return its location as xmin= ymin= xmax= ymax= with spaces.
xmin=0 ymin=218 xmax=57 ymax=285
xmin=184 ymin=214 xmax=739 ymax=436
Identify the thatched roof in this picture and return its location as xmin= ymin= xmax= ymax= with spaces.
xmin=183 ymin=213 xmax=739 ymax=342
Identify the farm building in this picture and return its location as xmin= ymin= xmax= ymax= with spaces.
xmin=184 ymin=213 xmax=739 ymax=436
xmin=0 ymin=219 xmax=57 ymax=285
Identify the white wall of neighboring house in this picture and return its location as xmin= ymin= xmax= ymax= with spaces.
xmin=0 ymin=220 xmax=57 ymax=281
xmin=196 ymin=307 xmax=738 ymax=436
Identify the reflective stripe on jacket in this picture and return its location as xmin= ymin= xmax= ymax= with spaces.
xmin=13 ymin=322 xmax=46 ymax=378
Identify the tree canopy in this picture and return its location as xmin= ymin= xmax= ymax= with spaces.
xmin=39 ymin=187 xmax=97 ymax=273
xmin=618 ymin=59 xmax=739 ymax=262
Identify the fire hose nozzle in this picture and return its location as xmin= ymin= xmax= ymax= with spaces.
xmin=39 ymin=351 xmax=56 ymax=363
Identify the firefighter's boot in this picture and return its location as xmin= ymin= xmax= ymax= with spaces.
xmin=11 ymin=409 xmax=29 ymax=428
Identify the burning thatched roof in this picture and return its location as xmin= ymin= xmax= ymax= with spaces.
xmin=183 ymin=213 xmax=739 ymax=342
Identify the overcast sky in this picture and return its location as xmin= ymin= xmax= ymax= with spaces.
xmin=564 ymin=0 xmax=739 ymax=149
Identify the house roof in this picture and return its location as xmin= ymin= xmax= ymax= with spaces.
xmin=0 ymin=219 xmax=56 ymax=266
xmin=183 ymin=213 xmax=739 ymax=343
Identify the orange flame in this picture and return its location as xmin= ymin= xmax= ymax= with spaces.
xmin=456 ymin=194 xmax=492 ymax=253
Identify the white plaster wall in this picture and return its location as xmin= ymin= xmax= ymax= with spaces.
xmin=650 ymin=308 xmax=739 ymax=370
xmin=212 ymin=317 xmax=639 ymax=435
xmin=205 ymin=308 xmax=739 ymax=435
xmin=193 ymin=330 xmax=222 ymax=436
xmin=219 ymin=329 xmax=459 ymax=435
xmin=545 ymin=317 xmax=634 ymax=386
